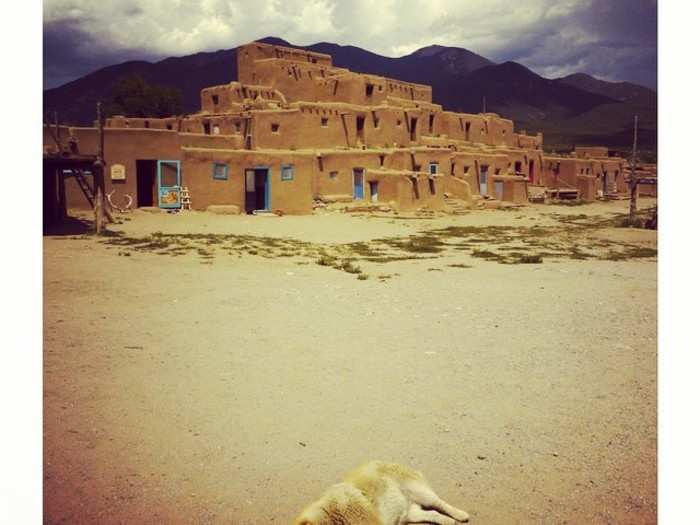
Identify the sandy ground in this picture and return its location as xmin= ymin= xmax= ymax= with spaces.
xmin=44 ymin=199 xmax=657 ymax=524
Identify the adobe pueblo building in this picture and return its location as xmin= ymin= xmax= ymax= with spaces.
xmin=43 ymin=41 xmax=632 ymax=218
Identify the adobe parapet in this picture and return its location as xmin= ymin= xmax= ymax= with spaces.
xmin=237 ymin=41 xmax=333 ymax=84
xmin=239 ymin=41 xmax=433 ymax=106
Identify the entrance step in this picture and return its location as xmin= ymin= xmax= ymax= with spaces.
xmin=443 ymin=197 xmax=471 ymax=215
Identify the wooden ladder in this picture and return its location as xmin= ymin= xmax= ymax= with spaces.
xmin=180 ymin=186 xmax=192 ymax=210
xmin=71 ymin=169 xmax=95 ymax=208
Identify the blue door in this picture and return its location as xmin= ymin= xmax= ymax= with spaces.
xmin=353 ymin=168 xmax=364 ymax=200
xmin=157 ymin=160 xmax=181 ymax=209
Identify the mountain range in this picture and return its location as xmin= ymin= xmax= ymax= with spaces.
xmin=43 ymin=36 xmax=657 ymax=154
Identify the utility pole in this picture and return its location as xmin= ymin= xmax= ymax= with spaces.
xmin=628 ymin=115 xmax=638 ymax=223
xmin=482 ymin=95 xmax=487 ymax=114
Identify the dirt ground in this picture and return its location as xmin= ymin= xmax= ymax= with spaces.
xmin=44 ymin=198 xmax=657 ymax=524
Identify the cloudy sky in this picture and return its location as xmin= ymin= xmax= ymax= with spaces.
xmin=43 ymin=0 xmax=657 ymax=90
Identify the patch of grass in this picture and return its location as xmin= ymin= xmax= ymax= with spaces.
xmin=365 ymin=255 xmax=438 ymax=263
xmin=604 ymin=246 xmax=657 ymax=260
xmin=471 ymin=249 xmax=507 ymax=263
xmin=316 ymin=254 xmax=337 ymax=266
xmin=382 ymin=234 xmax=446 ymax=254
xmin=515 ymin=254 xmax=543 ymax=264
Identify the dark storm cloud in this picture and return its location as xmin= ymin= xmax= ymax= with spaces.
xmin=43 ymin=18 xmax=161 ymax=88
xmin=497 ymin=0 xmax=657 ymax=87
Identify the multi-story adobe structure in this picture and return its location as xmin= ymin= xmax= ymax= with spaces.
xmin=43 ymin=41 xmax=630 ymax=218
xmin=540 ymin=146 xmax=627 ymax=201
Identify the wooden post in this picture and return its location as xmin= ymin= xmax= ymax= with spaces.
xmin=93 ymin=101 xmax=110 ymax=234
xmin=628 ymin=115 xmax=639 ymax=223
xmin=57 ymin=167 xmax=67 ymax=220
xmin=54 ymin=111 xmax=61 ymax=151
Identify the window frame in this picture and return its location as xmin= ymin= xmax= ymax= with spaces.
xmin=212 ymin=162 xmax=229 ymax=181
xmin=281 ymin=164 xmax=294 ymax=181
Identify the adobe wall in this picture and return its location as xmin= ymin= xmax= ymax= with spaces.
xmin=249 ymin=58 xmax=433 ymax=107
xmin=106 ymin=116 xmax=180 ymax=131
xmin=310 ymin=149 xmax=447 ymax=210
xmin=182 ymin=148 xmax=314 ymax=214
xmin=62 ymin=127 xmax=182 ymax=209
xmin=200 ymin=82 xmax=285 ymax=113
xmin=237 ymin=42 xmax=333 ymax=84
xmin=575 ymin=146 xmax=609 ymax=158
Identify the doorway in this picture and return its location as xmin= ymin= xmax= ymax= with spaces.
xmin=356 ymin=116 xmax=365 ymax=144
xmin=409 ymin=117 xmax=418 ymax=141
xmin=157 ymin=160 xmax=181 ymax=209
xmin=353 ymin=168 xmax=365 ymax=200
xmin=245 ymin=167 xmax=270 ymax=212
xmin=479 ymin=164 xmax=489 ymax=196
xmin=528 ymin=159 xmax=535 ymax=183
xmin=136 ymin=160 xmax=157 ymax=207
xmin=369 ymin=181 xmax=379 ymax=202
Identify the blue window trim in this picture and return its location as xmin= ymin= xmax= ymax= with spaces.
xmin=212 ymin=162 xmax=229 ymax=180
xmin=281 ymin=164 xmax=294 ymax=181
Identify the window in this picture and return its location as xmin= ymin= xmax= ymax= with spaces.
xmin=321 ymin=117 xmax=328 ymax=127
xmin=213 ymin=125 xmax=220 ymax=135
xmin=366 ymin=84 xmax=374 ymax=98
xmin=144 ymin=120 xmax=149 ymax=128
xmin=281 ymin=165 xmax=294 ymax=181
xmin=203 ymin=121 xmax=211 ymax=135
xmin=428 ymin=162 xmax=439 ymax=175
xmin=212 ymin=162 xmax=228 ymax=180
xmin=329 ymin=171 xmax=338 ymax=180
xmin=166 ymin=124 xmax=173 ymax=130
xmin=271 ymin=123 xmax=280 ymax=133
xmin=212 ymin=94 xmax=219 ymax=105
xmin=464 ymin=166 xmax=470 ymax=175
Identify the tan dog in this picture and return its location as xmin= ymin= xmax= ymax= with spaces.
xmin=293 ymin=461 xmax=470 ymax=525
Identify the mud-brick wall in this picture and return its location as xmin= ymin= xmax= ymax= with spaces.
xmin=253 ymin=107 xmax=347 ymax=150
xmin=64 ymin=127 xmax=182 ymax=209
xmin=363 ymin=108 xmax=412 ymax=148
xmin=314 ymin=151 xmax=384 ymax=200
xmin=576 ymin=175 xmax=597 ymax=201
xmin=200 ymin=83 xmax=282 ymax=113
xmin=181 ymin=149 xmax=315 ymax=214
xmin=484 ymin=116 xmax=516 ymax=147
xmin=237 ymin=42 xmax=333 ymax=85
xmin=395 ymin=175 xmax=446 ymax=211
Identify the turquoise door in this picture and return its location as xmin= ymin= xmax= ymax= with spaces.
xmin=353 ymin=168 xmax=364 ymax=200
xmin=158 ymin=160 xmax=181 ymax=209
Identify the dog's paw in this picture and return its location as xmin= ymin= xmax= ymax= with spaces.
xmin=454 ymin=510 xmax=469 ymax=522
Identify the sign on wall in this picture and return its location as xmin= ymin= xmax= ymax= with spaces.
xmin=111 ymin=164 xmax=126 ymax=181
